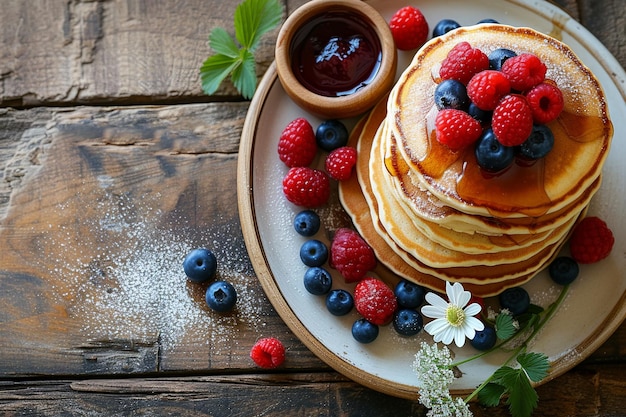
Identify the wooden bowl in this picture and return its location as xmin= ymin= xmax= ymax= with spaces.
xmin=275 ymin=0 xmax=397 ymax=119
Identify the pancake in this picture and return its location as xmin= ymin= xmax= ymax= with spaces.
xmin=339 ymin=101 xmax=539 ymax=296
xmin=389 ymin=24 xmax=612 ymax=219
xmin=338 ymin=24 xmax=611 ymax=296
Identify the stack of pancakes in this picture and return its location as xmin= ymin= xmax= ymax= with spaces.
xmin=339 ymin=25 xmax=613 ymax=297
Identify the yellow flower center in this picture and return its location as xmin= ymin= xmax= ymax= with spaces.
xmin=446 ymin=304 xmax=466 ymax=327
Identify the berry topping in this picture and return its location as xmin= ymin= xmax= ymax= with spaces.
xmin=470 ymin=326 xmax=497 ymax=351
xmin=475 ymin=128 xmax=515 ymax=172
xmin=183 ymin=248 xmax=217 ymax=283
xmin=325 ymin=146 xmax=358 ymax=181
xmin=488 ymin=48 xmax=517 ymax=71
xmin=467 ymin=70 xmax=511 ymax=111
xmin=569 ymin=216 xmax=615 ymax=264
xmin=330 ymin=228 xmax=377 ymax=283
xmin=277 ymin=117 xmax=317 ymax=167
xmin=352 ymin=318 xmax=379 ymax=343
xmin=303 ymin=266 xmax=333 ymax=295
xmin=394 ymin=280 xmax=426 ymax=309
xmin=354 ymin=277 xmax=398 ymax=325
xmin=326 ymin=289 xmax=354 ymax=316
xmin=389 ymin=6 xmax=429 ymax=51
xmin=282 ymin=167 xmax=330 ymax=207
xmin=293 ymin=209 xmax=321 ymax=237
xmin=250 ymin=337 xmax=285 ymax=369
xmin=491 ymin=94 xmax=534 ymax=146
xmin=501 ymin=53 xmax=547 ymax=91
xmin=435 ymin=109 xmax=483 ymax=150
xmin=525 ymin=82 xmax=564 ymax=124
xmin=434 ymin=79 xmax=469 ymax=110
xmin=392 ymin=308 xmax=424 ymax=336
xmin=205 ymin=280 xmax=237 ymax=312
xmin=299 ymin=239 xmax=328 ymax=267
xmin=432 ymin=19 xmax=461 ymax=38
xmin=517 ymin=124 xmax=554 ymax=160
xmin=439 ymin=42 xmax=489 ymax=85
xmin=316 ymin=119 xmax=349 ymax=151
xmin=498 ymin=287 xmax=531 ymax=316
xmin=548 ymin=256 xmax=580 ymax=286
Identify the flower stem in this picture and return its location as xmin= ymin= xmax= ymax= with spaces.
xmin=460 ymin=284 xmax=571 ymax=403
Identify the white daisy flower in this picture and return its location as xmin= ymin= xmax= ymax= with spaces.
xmin=421 ymin=282 xmax=485 ymax=347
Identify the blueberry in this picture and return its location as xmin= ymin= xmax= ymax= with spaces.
xmin=475 ymin=128 xmax=515 ymax=172
xmin=468 ymin=103 xmax=492 ymax=124
xmin=303 ymin=266 xmax=333 ymax=295
xmin=499 ymin=287 xmax=531 ymax=316
xmin=488 ymin=48 xmax=517 ymax=70
xmin=471 ymin=326 xmax=497 ymax=351
xmin=326 ymin=289 xmax=354 ymax=316
xmin=477 ymin=18 xmax=499 ymax=24
xmin=394 ymin=280 xmax=425 ymax=309
xmin=432 ymin=19 xmax=461 ymax=38
xmin=352 ymin=318 xmax=379 ymax=343
xmin=392 ymin=309 xmax=423 ymax=336
xmin=434 ymin=79 xmax=469 ymax=110
xmin=299 ymin=239 xmax=328 ymax=267
xmin=316 ymin=120 xmax=349 ymax=152
xmin=549 ymin=256 xmax=580 ymax=286
xmin=517 ymin=125 xmax=554 ymax=160
xmin=183 ymin=248 xmax=217 ymax=283
xmin=205 ymin=280 xmax=237 ymax=312
xmin=293 ymin=210 xmax=321 ymax=237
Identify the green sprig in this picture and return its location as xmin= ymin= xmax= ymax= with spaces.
xmin=452 ymin=284 xmax=570 ymax=417
xmin=200 ymin=0 xmax=282 ymax=99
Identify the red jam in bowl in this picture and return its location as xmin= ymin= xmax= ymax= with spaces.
xmin=290 ymin=11 xmax=382 ymax=97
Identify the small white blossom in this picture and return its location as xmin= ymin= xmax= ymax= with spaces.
xmin=413 ymin=342 xmax=473 ymax=417
xmin=421 ymin=282 xmax=485 ymax=347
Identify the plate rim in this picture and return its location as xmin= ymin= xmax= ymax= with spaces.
xmin=237 ymin=0 xmax=626 ymax=400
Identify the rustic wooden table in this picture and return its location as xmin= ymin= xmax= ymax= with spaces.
xmin=1 ymin=0 xmax=624 ymax=415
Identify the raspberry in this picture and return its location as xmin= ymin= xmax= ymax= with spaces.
xmin=435 ymin=109 xmax=483 ymax=151
xmin=282 ymin=167 xmax=330 ymax=207
xmin=277 ymin=118 xmax=317 ymax=168
xmin=354 ymin=277 xmax=397 ymax=325
xmin=501 ymin=53 xmax=547 ymax=91
xmin=330 ymin=228 xmax=377 ymax=283
xmin=491 ymin=94 xmax=534 ymax=146
xmin=569 ymin=216 xmax=614 ymax=264
xmin=525 ymin=82 xmax=564 ymax=124
xmin=440 ymin=42 xmax=489 ymax=85
xmin=389 ymin=6 xmax=429 ymax=51
xmin=250 ymin=337 xmax=285 ymax=369
xmin=325 ymin=146 xmax=357 ymax=181
xmin=466 ymin=70 xmax=511 ymax=111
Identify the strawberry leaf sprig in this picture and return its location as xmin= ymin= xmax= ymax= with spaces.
xmin=200 ymin=0 xmax=282 ymax=99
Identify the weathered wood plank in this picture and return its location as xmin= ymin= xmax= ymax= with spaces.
xmin=0 ymin=103 xmax=324 ymax=375
xmin=0 ymin=363 xmax=625 ymax=416
xmin=0 ymin=0 xmax=283 ymax=107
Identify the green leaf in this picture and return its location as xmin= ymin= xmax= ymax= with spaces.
xmin=231 ymin=49 xmax=257 ymax=99
xmin=200 ymin=54 xmax=240 ymax=95
xmin=209 ymin=27 xmax=240 ymax=57
xmin=235 ymin=0 xmax=282 ymax=50
xmin=518 ymin=352 xmax=550 ymax=382
xmin=492 ymin=366 xmax=539 ymax=417
xmin=495 ymin=312 xmax=517 ymax=340
xmin=478 ymin=382 xmax=507 ymax=407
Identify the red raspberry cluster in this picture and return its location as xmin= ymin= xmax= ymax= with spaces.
xmin=278 ymin=118 xmax=357 ymax=208
xmin=435 ymin=42 xmax=564 ymax=153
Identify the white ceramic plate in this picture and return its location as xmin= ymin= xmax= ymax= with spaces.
xmin=238 ymin=0 xmax=626 ymax=399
